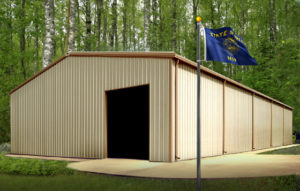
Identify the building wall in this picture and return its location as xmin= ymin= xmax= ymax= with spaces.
xmin=10 ymin=54 xmax=294 ymax=161
xmin=10 ymin=57 xmax=171 ymax=161
xmin=272 ymin=103 xmax=283 ymax=147
xmin=176 ymin=64 xmax=293 ymax=160
xmin=177 ymin=64 xmax=223 ymax=160
xmin=284 ymin=108 xmax=293 ymax=145
xmin=253 ymin=96 xmax=271 ymax=150
xmin=224 ymin=83 xmax=252 ymax=154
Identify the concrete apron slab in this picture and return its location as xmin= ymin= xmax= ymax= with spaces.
xmin=68 ymin=144 xmax=300 ymax=179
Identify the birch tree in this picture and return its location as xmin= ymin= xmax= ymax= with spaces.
xmin=102 ymin=0 xmax=108 ymax=50
xmin=67 ymin=0 xmax=76 ymax=52
xmin=110 ymin=0 xmax=118 ymax=50
xmin=42 ymin=0 xmax=55 ymax=68
xmin=144 ymin=0 xmax=150 ymax=50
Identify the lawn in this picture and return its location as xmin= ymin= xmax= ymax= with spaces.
xmin=0 ymin=174 xmax=296 ymax=191
xmin=0 ymin=153 xmax=75 ymax=176
xmin=0 ymin=152 xmax=297 ymax=191
xmin=297 ymin=176 xmax=300 ymax=191
xmin=259 ymin=145 xmax=300 ymax=155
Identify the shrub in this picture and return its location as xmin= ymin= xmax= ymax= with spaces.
xmin=0 ymin=143 xmax=10 ymax=153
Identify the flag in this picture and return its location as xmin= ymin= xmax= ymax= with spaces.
xmin=205 ymin=27 xmax=257 ymax=65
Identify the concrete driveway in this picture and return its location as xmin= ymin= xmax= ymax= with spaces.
xmin=67 ymin=144 xmax=300 ymax=179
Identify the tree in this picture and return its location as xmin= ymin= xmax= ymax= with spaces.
xmin=0 ymin=0 xmax=299 ymax=144
xmin=96 ymin=0 xmax=103 ymax=50
xmin=269 ymin=0 xmax=277 ymax=44
xmin=122 ymin=0 xmax=128 ymax=50
xmin=33 ymin=0 xmax=40 ymax=74
xmin=19 ymin=0 xmax=26 ymax=78
xmin=143 ymin=0 xmax=150 ymax=50
xmin=102 ymin=0 xmax=108 ymax=50
xmin=67 ymin=0 xmax=76 ymax=52
xmin=84 ymin=0 xmax=91 ymax=51
xmin=110 ymin=0 xmax=118 ymax=50
xmin=42 ymin=0 xmax=55 ymax=68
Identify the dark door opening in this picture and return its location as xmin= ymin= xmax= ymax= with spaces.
xmin=107 ymin=85 xmax=149 ymax=160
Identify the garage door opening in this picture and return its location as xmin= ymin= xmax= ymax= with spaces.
xmin=106 ymin=85 xmax=149 ymax=160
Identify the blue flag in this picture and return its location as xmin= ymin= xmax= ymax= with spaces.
xmin=205 ymin=27 xmax=257 ymax=65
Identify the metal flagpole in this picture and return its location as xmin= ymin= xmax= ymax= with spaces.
xmin=196 ymin=16 xmax=202 ymax=191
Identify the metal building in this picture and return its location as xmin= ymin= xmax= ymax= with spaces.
xmin=10 ymin=52 xmax=293 ymax=162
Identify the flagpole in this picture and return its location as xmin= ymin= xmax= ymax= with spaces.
xmin=196 ymin=16 xmax=202 ymax=191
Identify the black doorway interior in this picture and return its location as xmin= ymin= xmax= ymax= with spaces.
xmin=107 ymin=85 xmax=149 ymax=160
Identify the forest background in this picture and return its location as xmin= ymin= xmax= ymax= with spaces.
xmin=0 ymin=0 xmax=299 ymax=143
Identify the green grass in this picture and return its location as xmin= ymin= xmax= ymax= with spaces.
xmin=0 ymin=152 xmax=296 ymax=191
xmin=0 ymin=153 xmax=75 ymax=176
xmin=259 ymin=145 xmax=300 ymax=155
xmin=297 ymin=175 xmax=300 ymax=191
xmin=0 ymin=174 xmax=296 ymax=191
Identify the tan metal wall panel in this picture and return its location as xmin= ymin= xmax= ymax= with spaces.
xmin=271 ymin=103 xmax=283 ymax=147
xmin=10 ymin=57 xmax=170 ymax=161
xmin=177 ymin=64 xmax=223 ymax=160
xmin=10 ymin=93 xmax=17 ymax=153
xmin=253 ymin=96 xmax=271 ymax=150
xmin=224 ymin=84 xmax=252 ymax=154
xmin=283 ymin=109 xmax=293 ymax=145
xmin=170 ymin=59 xmax=176 ymax=162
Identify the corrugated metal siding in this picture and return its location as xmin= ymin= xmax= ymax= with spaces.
xmin=272 ymin=103 xmax=283 ymax=147
xmin=283 ymin=109 xmax=293 ymax=145
xmin=253 ymin=96 xmax=271 ymax=150
xmin=177 ymin=64 xmax=196 ymax=160
xmin=224 ymin=84 xmax=252 ymax=154
xmin=10 ymin=57 xmax=170 ymax=161
xmin=177 ymin=64 xmax=223 ymax=160
xmin=170 ymin=60 xmax=176 ymax=162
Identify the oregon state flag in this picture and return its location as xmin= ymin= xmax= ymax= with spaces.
xmin=205 ymin=27 xmax=257 ymax=65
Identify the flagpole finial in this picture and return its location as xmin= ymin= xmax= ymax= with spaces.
xmin=196 ymin=16 xmax=202 ymax=22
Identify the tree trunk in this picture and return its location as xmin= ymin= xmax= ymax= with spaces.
xmin=172 ymin=0 xmax=177 ymax=51
xmin=9 ymin=0 xmax=14 ymax=74
xmin=144 ymin=0 xmax=150 ymax=50
xmin=43 ymin=0 xmax=55 ymax=68
xmin=192 ymin=0 xmax=199 ymax=30
xmin=240 ymin=0 xmax=245 ymax=73
xmin=75 ymin=0 xmax=81 ymax=51
xmin=67 ymin=0 xmax=76 ymax=52
xmin=284 ymin=0 xmax=288 ymax=38
xmin=110 ymin=0 xmax=118 ymax=50
xmin=102 ymin=1 xmax=108 ymax=50
xmin=122 ymin=0 xmax=128 ymax=50
xmin=132 ymin=0 xmax=136 ymax=50
xmin=158 ymin=0 xmax=163 ymax=50
xmin=269 ymin=0 xmax=277 ymax=44
xmin=96 ymin=0 xmax=103 ymax=50
xmin=240 ymin=0 xmax=245 ymax=37
xmin=151 ymin=0 xmax=158 ymax=50
xmin=85 ymin=0 xmax=91 ymax=51
xmin=34 ymin=1 xmax=39 ymax=74
xmin=20 ymin=0 xmax=26 ymax=79
xmin=210 ymin=0 xmax=215 ymax=28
